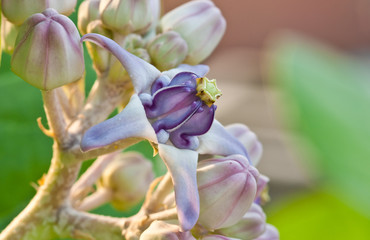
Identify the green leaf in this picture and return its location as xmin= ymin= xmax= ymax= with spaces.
xmin=268 ymin=191 xmax=370 ymax=240
xmin=266 ymin=34 xmax=370 ymax=217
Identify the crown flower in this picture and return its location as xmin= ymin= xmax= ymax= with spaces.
xmin=80 ymin=33 xmax=248 ymax=231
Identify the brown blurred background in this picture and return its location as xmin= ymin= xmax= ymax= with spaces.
xmin=163 ymin=0 xmax=370 ymax=199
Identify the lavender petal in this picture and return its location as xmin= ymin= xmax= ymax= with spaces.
xmin=169 ymin=104 xmax=215 ymax=150
xmin=158 ymin=144 xmax=200 ymax=232
xmin=81 ymin=33 xmax=161 ymax=94
xmin=197 ymin=120 xmax=249 ymax=159
xmin=81 ymin=94 xmax=157 ymax=151
xmin=162 ymin=64 xmax=209 ymax=79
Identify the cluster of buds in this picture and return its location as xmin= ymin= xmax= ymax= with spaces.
xmin=1 ymin=0 xmax=279 ymax=239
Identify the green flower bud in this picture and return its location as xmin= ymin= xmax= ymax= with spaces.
xmin=1 ymin=16 xmax=19 ymax=54
xmin=160 ymin=0 xmax=226 ymax=65
xmin=86 ymin=20 xmax=113 ymax=73
xmin=1 ymin=0 xmax=77 ymax=25
xmin=99 ymin=152 xmax=154 ymax=211
xmin=107 ymin=34 xmax=150 ymax=82
xmin=147 ymin=31 xmax=188 ymax=71
xmin=99 ymin=0 xmax=160 ymax=35
xmin=11 ymin=9 xmax=84 ymax=90
xmin=77 ymin=0 xmax=100 ymax=35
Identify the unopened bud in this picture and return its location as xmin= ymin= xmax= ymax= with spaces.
xmin=200 ymin=235 xmax=239 ymax=240
xmin=99 ymin=152 xmax=154 ymax=211
xmin=160 ymin=0 xmax=226 ymax=65
xmin=11 ymin=9 xmax=84 ymax=90
xmin=99 ymin=0 xmax=160 ymax=35
xmin=226 ymin=124 xmax=263 ymax=166
xmin=2 ymin=0 xmax=77 ymax=25
xmin=108 ymin=34 xmax=150 ymax=82
xmin=254 ymin=224 xmax=279 ymax=240
xmin=147 ymin=31 xmax=188 ymax=71
xmin=216 ymin=203 xmax=266 ymax=240
xmin=1 ymin=17 xmax=19 ymax=54
xmin=140 ymin=221 xmax=195 ymax=240
xmin=197 ymin=155 xmax=259 ymax=230
xmin=78 ymin=0 xmax=101 ymax=35
xmin=86 ymin=20 xmax=112 ymax=72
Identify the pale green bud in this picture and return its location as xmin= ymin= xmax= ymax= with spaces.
xmin=11 ymin=9 xmax=84 ymax=90
xmin=1 ymin=16 xmax=19 ymax=54
xmin=99 ymin=152 xmax=154 ymax=211
xmin=1 ymin=0 xmax=77 ymax=25
xmin=99 ymin=0 xmax=160 ymax=35
xmin=197 ymin=155 xmax=259 ymax=230
xmin=160 ymin=0 xmax=226 ymax=65
xmin=147 ymin=31 xmax=188 ymax=71
xmin=86 ymin=20 xmax=113 ymax=73
xmin=140 ymin=221 xmax=196 ymax=240
xmin=77 ymin=0 xmax=100 ymax=35
xmin=107 ymin=34 xmax=150 ymax=82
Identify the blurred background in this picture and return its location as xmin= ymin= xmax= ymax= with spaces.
xmin=1 ymin=0 xmax=370 ymax=239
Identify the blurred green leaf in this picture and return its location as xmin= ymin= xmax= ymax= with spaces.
xmin=0 ymin=54 xmax=53 ymax=229
xmin=268 ymin=191 xmax=370 ymax=240
xmin=267 ymin=34 xmax=370 ymax=217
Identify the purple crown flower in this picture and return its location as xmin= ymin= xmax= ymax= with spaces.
xmin=80 ymin=33 xmax=248 ymax=231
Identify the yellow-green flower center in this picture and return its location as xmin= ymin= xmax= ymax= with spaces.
xmin=196 ymin=77 xmax=222 ymax=106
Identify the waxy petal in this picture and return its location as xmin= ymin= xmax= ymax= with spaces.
xmin=162 ymin=64 xmax=209 ymax=80
xmin=145 ymin=85 xmax=198 ymax=119
xmin=81 ymin=94 xmax=157 ymax=151
xmin=197 ymin=120 xmax=249 ymax=159
xmin=254 ymin=224 xmax=279 ymax=240
xmin=81 ymin=33 xmax=161 ymax=94
xmin=158 ymin=144 xmax=199 ymax=232
xmin=169 ymin=104 xmax=215 ymax=150
xmin=225 ymin=124 xmax=263 ymax=166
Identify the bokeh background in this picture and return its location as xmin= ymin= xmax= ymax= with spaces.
xmin=1 ymin=0 xmax=370 ymax=239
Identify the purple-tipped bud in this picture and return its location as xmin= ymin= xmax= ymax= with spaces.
xmin=11 ymin=9 xmax=84 ymax=90
xmin=1 ymin=0 xmax=77 ymax=25
xmin=160 ymin=0 xmax=226 ymax=65
xmin=200 ymin=235 xmax=239 ymax=240
xmin=140 ymin=221 xmax=196 ymax=240
xmin=147 ymin=31 xmax=188 ymax=71
xmin=99 ymin=152 xmax=154 ymax=211
xmin=197 ymin=155 xmax=259 ymax=230
xmin=254 ymin=224 xmax=279 ymax=240
xmin=226 ymin=124 xmax=263 ymax=166
xmin=216 ymin=203 xmax=266 ymax=240
xmin=99 ymin=0 xmax=160 ymax=35
xmin=1 ymin=17 xmax=19 ymax=54
xmin=78 ymin=0 xmax=101 ymax=35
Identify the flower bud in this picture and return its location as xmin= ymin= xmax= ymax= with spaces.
xmin=99 ymin=152 xmax=154 ymax=211
xmin=147 ymin=31 xmax=188 ymax=71
xmin=216 ymin=203 xmax=266 ymax=240
xmin=254 ymin=224 xmax=279 ymax=240
xmin=99 ymin=0 xmax=160 ymax=35
xmin=108 ymin=34 xmax=150 ymax=82
xmin=160 ymin=0 xmax=226 ymax=65
xmin=225 ymin=124 xmax=263 ymax=166
xmin=197 ymin=155 xmax=259 ymax=230
xmin=200 ymin=235 xmax=239 ymax=240
xmin=86 ymin=20 xmax=113 ymax=72
xmin=2 ymin=0 xmax=77 ymax=25
xmin=140 ymin=221 xmax=196 ymax=240
xmin=11 ymin=9 xmax=84 ymax=90
xmin=1 ymin=17 xmax=19 ymax=54
xmin=78 ymin=0 xmax=101 ymax=35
